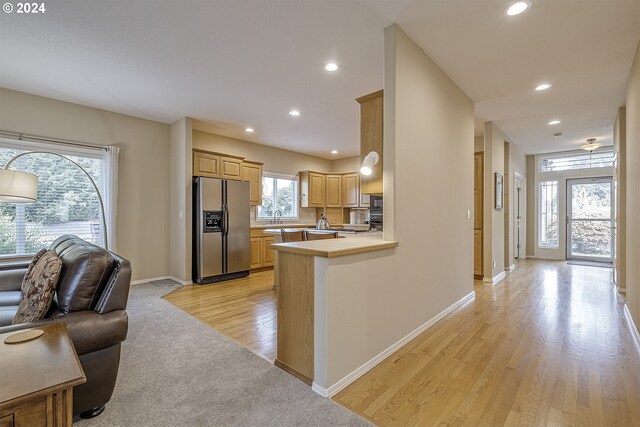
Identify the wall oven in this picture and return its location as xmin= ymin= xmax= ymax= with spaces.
xmin=369 ymin=195 xmax=383 ymax=231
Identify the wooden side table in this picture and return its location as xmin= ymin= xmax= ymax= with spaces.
xmin=0 ymin=323 xmax=86 ymax=427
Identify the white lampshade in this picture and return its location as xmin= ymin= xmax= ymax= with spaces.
xmin=360 ymin=151 xmax=380 ymax=176
xmin=0 ymin=169 xmax=38 ymax=203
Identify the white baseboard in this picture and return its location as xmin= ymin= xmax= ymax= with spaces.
xmin=624 ymin=305 xmax=640 ymax=353
xmin=505 ymin=264 xmax=515 ymax=272
xmin=492 ymin=271 xmax=506 ymax=285
xmin=312 ymin=290 xmax=476 ymax=398
xmin=130 ymin=276 xmax=191 ymax=286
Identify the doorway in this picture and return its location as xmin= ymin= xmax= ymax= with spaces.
xmin=566 ymin=177 xmax=614 ymax=262
xmin=514 ymin=174 xmax=524 ymax=259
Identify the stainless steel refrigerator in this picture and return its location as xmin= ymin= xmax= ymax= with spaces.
xmin=193 ymin=177 xmax=250 ymax=284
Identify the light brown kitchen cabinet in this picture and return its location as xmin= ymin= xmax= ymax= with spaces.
xmin=300 ymin=171 xmax=325 ymax=208
xmin=325 ymin=175 xmax=342 ymax=208
xmin=359 ymin=193 xmax=370 ymax=208
xmin=242 ymin=160 xmax=263 ymax=206
xmin=342 ymin=173 xmax=359 ymax=208
xmin=193 ymin=150 xmax=219 ymax=178
xmin=356 ymin=90 xmax=383 ymax=195
xmin=250 ymin=237 xmax=263 ymax=269
xmin=262 ymin=236 xmax=275 ymax=267
xmin=219 ymin=155 xmax=243 ymax=180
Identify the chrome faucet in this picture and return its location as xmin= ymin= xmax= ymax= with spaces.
xmin=273 ymin=209 xmax=282 ymax=224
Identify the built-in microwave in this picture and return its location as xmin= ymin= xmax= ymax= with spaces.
xmin=369 ymin=195 xmax=383 ymax=231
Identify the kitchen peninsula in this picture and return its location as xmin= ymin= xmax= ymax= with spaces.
xmin=270 ymin=234 xmax=398 ymax=395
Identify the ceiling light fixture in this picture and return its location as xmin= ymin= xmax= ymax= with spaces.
xmin=245 ymin=127 xmax=254 ymax=133
xmin=506 ymin=1 xmax=531 ymax=16
xmin=289 ymin=110 xmax=301 ymax=116
xmin=331 ymin=150 xmax=338 ymax=154
xmin=360 ymin=151 xmax=379 ymax=176
xmin=325 ymin=63 xmax=338 ymax=72
xmin=581 ymin=138 xmax=601 ymax=152
xmin=548 ymin=120 xmax=561 ymax=125
xmin=535 ymin=83 xmax=552 ymax=91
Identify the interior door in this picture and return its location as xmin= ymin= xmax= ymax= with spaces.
xmin=567 ymin=177 xmax=614 ymax=262
xmin=514 ymin=176 xmax=522 ymax=259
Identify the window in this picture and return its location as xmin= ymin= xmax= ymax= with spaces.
xmin=0 ymin=141 xmax=105 ymax=257
xmin=539 ymin=180 xmax=559 ymax=248
xmin=540 ymin=150 xmax=614 ymax=172
xmin=257 ymin=174 xmax=298 ymax=220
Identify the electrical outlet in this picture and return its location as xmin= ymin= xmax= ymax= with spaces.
xmin=493 ymin=260 xmax=496 ymax=269
xmin=466 ymin=209 xmax=470 ymax=219
xmin=179 ymin=210 xmax=183 ymax=219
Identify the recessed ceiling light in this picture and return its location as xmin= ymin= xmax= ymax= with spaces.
xmin=506 ymin=1 xmax=531 ymax=16
xmin=325 ymin=63 xmax=338 ymax=72
xmin=245 ymin=127 xmax=254 ymax=133
xmin=289 ymin=110 xmax=301 ymax=116
xmin=331 ymin=150 xmax=338 ymax=154
xmin=548 ymin=120 xmax=561 ymax=125
xmin=535 ymin=83 xmax=552 ymax=91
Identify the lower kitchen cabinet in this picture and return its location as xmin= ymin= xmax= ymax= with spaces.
xmin=250 ymin=237 xmax=263 ymax=269
xmin=250 ymin=230 xmax=276 ymax=270
xmin=262 ymin=236 xmax=275 ymax=267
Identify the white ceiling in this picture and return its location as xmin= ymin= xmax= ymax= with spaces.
xmin=0 ymin=1 xmax=638 ymax=157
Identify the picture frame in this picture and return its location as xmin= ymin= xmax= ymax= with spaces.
xmin=495 ymin=172 xmax=503 ymax=210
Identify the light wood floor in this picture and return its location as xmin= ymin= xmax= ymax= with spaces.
xmin=334 ymin=259 xmax=640 ymax=426
xmin=163 ymin=270 xmax=277 ymax=361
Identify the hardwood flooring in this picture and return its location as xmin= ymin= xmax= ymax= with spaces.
xmin=333 ymin=259 xmax=640 ymax=426
xmin=163 ymin=270 xmax=277 ymax=361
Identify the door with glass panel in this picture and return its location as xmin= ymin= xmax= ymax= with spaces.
xmin=567 ymin=177 xmax=614 ymax=262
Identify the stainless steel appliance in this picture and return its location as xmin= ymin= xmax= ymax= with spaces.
xmin=193 ymin=177 xmax=250 ymax=284
xmin=369 ymin=195 xmax=383 ymax=231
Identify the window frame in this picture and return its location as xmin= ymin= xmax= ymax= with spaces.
xmin=538 ymin=180 xmax=559 ymax=249
xmin=0 ymin=138 xmax=106 ymax=259
xmin=256 ymin=172 xmax=299 ymax=221
xmin=538 ymin=148 xmax=615 ymax=173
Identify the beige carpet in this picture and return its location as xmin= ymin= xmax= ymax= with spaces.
xmin=76 ymin=283 xmax=370 ymax=426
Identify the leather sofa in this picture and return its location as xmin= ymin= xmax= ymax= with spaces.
xmin=0 ymin=235 xmax=131 ymax=419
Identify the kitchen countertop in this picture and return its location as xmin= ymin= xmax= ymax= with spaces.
xmin=251 ymin=223 xmax=315 ymax=229
xmin=270 ymin=232 xmax=397 ymax=258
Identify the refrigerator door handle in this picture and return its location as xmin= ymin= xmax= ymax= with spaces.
xmin=223 ymin=204 xmax=229 ymax=236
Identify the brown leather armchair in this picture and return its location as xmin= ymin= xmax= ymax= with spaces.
xmin=0 ymin=235 xmax=131 ymax=419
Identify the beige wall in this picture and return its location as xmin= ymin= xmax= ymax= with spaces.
xmin=525 ymin=155 xmax=536 ymax=257
xmin=331 ymin=156 xmax=360 ymax=173
xmin=483 ymin=122 xmax=506 ymax=279
xmin=193 ymin=130 xmax=332 ymax=176
xmin=626 ymin=41 xmax=640 ymax=331
xmin=474 ymin=135 xmax=484 ymax=152
xmin=0 ymin=88 xmax=170 ymax=281
xmin=318 ymin=24 xmax=474 ymax=388
xmin=327 ymin=24 xmax=475 ymax=381
xmin=169 ymin=118 xmax=192 ymax=282
xmin=614 ymin=107 xmax=626 ymax=291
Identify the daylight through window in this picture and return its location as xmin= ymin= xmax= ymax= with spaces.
xmin=257 ymin=174 xmax=298 ymax=220
xmin=539 ymin=150 xmax=614 ymax=172
xmin=539 ymin=180 xmax=559 ymax=248
xmin=0 ymin=142 xmax=105 ymax=257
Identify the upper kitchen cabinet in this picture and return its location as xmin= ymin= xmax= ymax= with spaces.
xmin=325 ymin=175 xmax=342 ymax=208
xmin=242 ymin=160 xmax=263 ymax=206
xmin=342 ymin=173 xmax=359 ymax=208
xmin=356 ymin=90 xmax=383 ymax=195
xmin=300 ymin=171 xmax=325 ymax=208
xmin=219 ymin=155 xmax=244 ymax=180
xmin=193 ymin=150 xmax=219 ymax=178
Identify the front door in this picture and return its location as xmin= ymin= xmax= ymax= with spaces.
xmin=567 ymin=177 xmax=614 ymax=262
